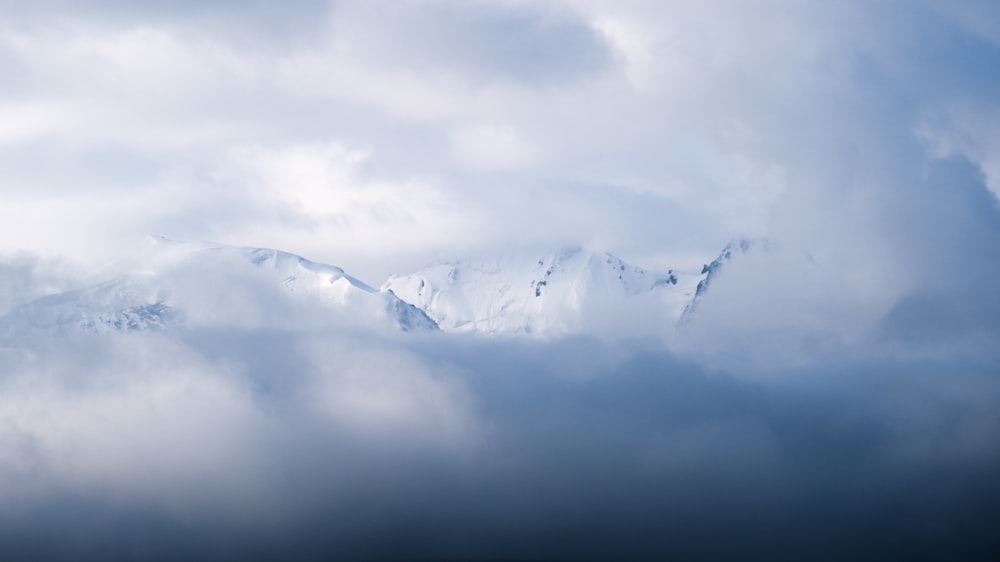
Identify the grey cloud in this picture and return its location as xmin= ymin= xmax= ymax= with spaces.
xmin=0 ymin=0 xmax=334 ymax=51
xmin=1 ymin=328 xmax=998 ymax=560
xmin=328 ymin=0 xmax=613 ymax=86
xmin=2 ymin=0 xmax=996 ymax=288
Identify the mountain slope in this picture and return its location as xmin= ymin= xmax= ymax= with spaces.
xmin=382 ymin=246 xmax=702 ymax=336
xmin=0 ymin=238 xmax=757 ymax=341
xmin=0 ymin=237 xmax=437 ymax=339
xmin=680 ymin=238 xmax=763 ymax=322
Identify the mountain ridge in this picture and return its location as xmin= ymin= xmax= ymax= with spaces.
xmin=382 ymin=246 xmax=705 ymax=336
xmin=0 ymin=237 xmax=438 ymax=340
xmin=0 ymin=237 xmax=760 ymax=340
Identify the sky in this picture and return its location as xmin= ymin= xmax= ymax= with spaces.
xmin=1 ymin=0 xmax=996 ymax=282
xmin=2 ymin=1 xmax=1000 ymax=560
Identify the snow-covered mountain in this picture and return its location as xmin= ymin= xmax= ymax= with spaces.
xmin=0 ymin=237 xmax=762 ymax=341
xmin=382 ymin=246 xmax=704 ymax=336
xmin=0 ymin=237 xmax=437 ymax=340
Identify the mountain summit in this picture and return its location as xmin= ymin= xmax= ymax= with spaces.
xmin=0 ymin=237 xmax=438 ymax=340
xmin=0 ymin=238 xmax=761 ymax=341
xmin=382 ymin=246 xmax=704 ymax=336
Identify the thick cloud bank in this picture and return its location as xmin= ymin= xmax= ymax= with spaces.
xmin=1 ymin=319 xmax=999 ymax=560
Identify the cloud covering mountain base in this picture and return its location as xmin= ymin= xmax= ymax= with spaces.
xmin=1 ymin=324 xmax=998 ymax=561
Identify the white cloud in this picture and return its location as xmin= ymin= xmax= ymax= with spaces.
xmin=589 ymin=16 xmax=673 ymax=92
xmin=204 ymin=141 xmax=477 ymax=280
xmin=0 ymin=0 xmax=998 ymax=352
xmin=299 ymin=337 xmax=476 ymax=446
xmin=451 ymin=124 xmax=538 ymax=171
xmin=0 ymin=329 xmax=478 ymax=513
xmin=0 ymin=337 xmax=272 ymax=509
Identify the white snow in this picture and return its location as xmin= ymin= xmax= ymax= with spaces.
xmin=0 ymin=237 xmax=437 ymax=339
xmin=382 ymin=246 xmax=704 ymax=337
xmin=0 ymin=237 xmax=756 ymax=341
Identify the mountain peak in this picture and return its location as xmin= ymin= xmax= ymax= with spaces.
xmin=382 ymin=247 xmax=700 ymax=336
xmin=0 ymin=238 xmax=438 ymax=340
xmin=681 ymin=237 xmax=769 ymax=322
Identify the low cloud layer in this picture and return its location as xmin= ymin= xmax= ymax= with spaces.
xmin=0 ymin=315 xmax=998 ymax=559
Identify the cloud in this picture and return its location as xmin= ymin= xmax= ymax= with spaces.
xmin=1 ymin=2 xmax=999 ymax=557
xmin=451 ymin=123 xmax=538 ymax=171
xmin=0 ymin=328 xmax=998 ymax=559
xmin=2 ymin=0 xmax=996 ymax=289
xmin=0 ymin=254 xmax=79 ymax=315
xmin=325 ymin=0 xmax=612 ymax=87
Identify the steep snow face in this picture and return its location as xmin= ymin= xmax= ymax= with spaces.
xmin=0 ymin=237 xmax=437 ymax=340
xmin=680 ymin=238 xmax=763 ymax=322
xmin=382 ymin=247 xmax=702 ymax=337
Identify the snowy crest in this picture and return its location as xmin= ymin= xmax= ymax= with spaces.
xmin=0 ymin=237 xmax=437 ymax=340
xmin=382 ymin=246 xmax=702 ymax=337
